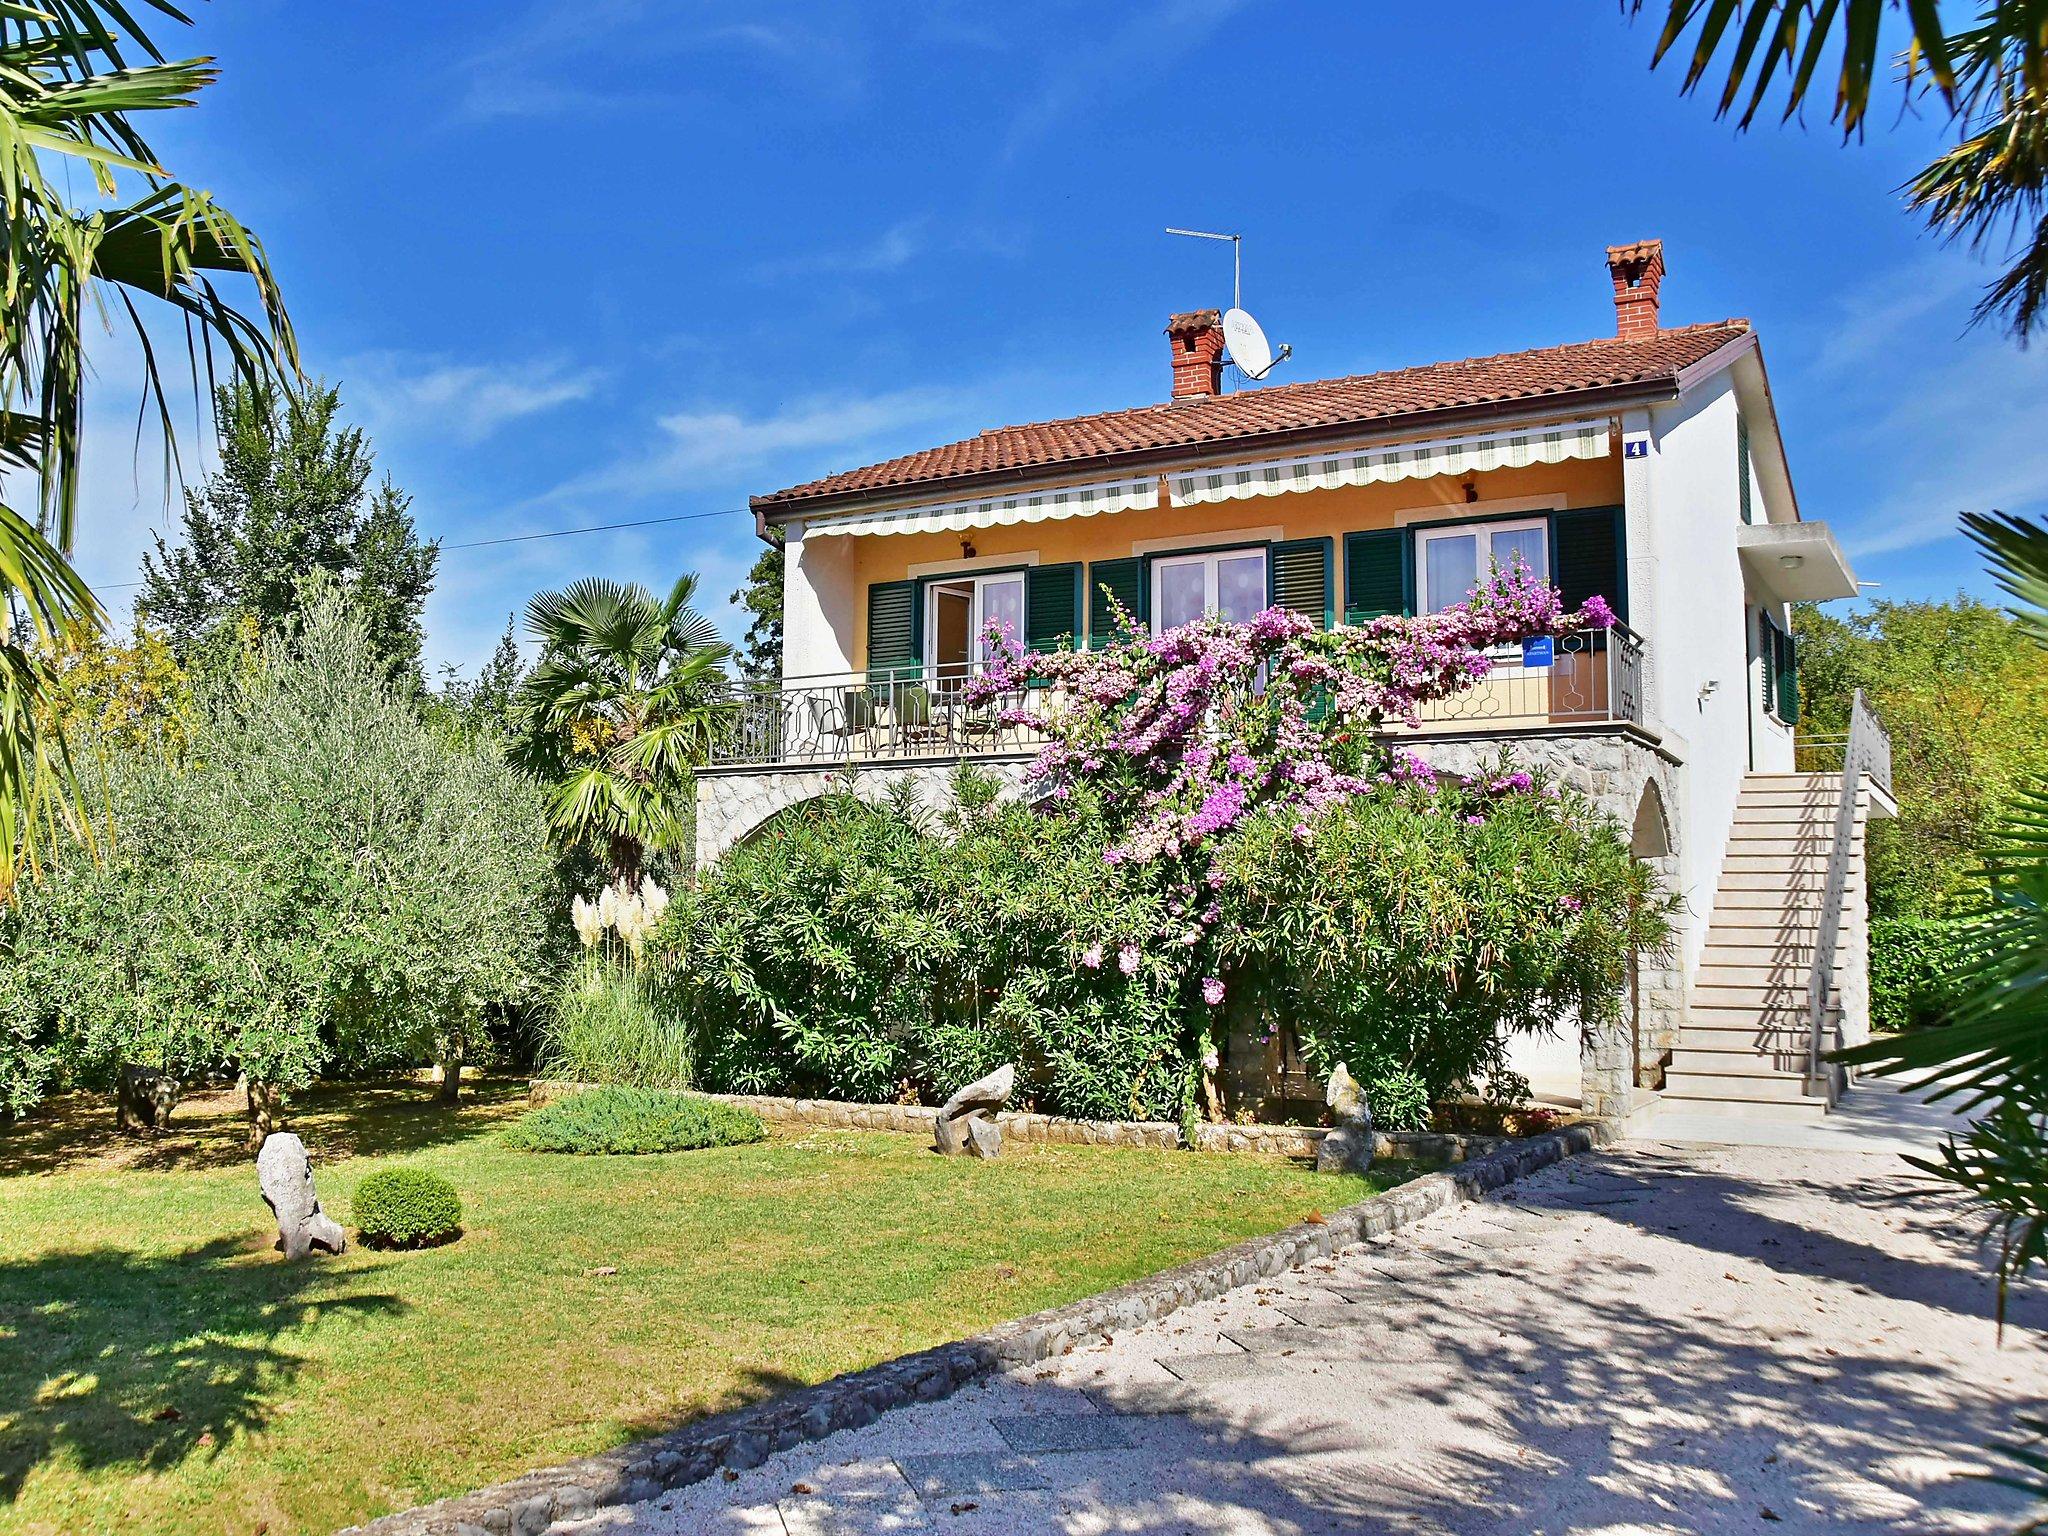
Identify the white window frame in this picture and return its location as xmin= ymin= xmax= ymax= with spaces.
xmin=926 ymin=570 xmax=1027 ymax=668
xmin=1414 ymin=516 xmax=1549 ymax=615
xmin=1148 ymin=546 xmax=1268 ymax=633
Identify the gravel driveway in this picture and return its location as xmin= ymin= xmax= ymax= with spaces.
xmin=564 ymin=1127 xmax=2044 ymax=1536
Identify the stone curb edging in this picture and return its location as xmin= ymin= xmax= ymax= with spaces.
xmin=340 ymin=1119 xmax=1616 ymax=1536
xmin=526 ymin=1080 xmax=1517 ymax=1165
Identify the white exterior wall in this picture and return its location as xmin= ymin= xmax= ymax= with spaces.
xmin=1634 ymin=370 xmax=1757 ymax=982
xmin=782 ymin=526 xmax=858 ymax=680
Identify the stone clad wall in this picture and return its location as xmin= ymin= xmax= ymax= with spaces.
xmin=694 ymin=756 xmax=1034 ymax=867
xmin=528 ymin=1081 xmax=1509 ymax=1164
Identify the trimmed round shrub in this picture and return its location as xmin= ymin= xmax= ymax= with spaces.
xmin=502 ymin=1086 xmax=767 ymax=1156
xmin=353 ymin=1167 xmax=463 ymax=1249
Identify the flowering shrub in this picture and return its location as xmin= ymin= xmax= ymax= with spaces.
xmin=967 ymin=561 xmax=1611 ymax=868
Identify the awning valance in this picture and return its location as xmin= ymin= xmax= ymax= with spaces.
xmin=801 ymin=474 xmax=1159 ymax=539
xmin=1168 ymin=420 xmax=1612 ymax=507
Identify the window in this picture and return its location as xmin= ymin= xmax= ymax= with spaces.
xmin=1760 ymin=610 xmax=1798 ymax=725
xmin=1413 ymin=518 xmax=1548 ymax=614
xmin=1150 ymin=547 xmax=1267 ymax=632
xmin=925 ymin=571 xmax=1025 ymax=672
xmin=1738 ymin=413 xmax=1753 ymax=525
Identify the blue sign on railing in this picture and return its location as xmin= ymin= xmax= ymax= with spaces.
xmin=1521 ymin=636 xmax=1554 ymax=669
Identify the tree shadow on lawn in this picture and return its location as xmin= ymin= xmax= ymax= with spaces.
xmin=0 ymin=1078 xmax=530 ymax=1178
xmin=0 ymin=1235 xmax=406 ymax=1504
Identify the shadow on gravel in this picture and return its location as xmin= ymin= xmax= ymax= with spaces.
xmin=630 ymin=1144 xmax=2043 ymax=1535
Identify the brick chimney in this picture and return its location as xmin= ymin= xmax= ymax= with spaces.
xmin=1166 ymin=309 xmax=1225 ymax=399
xmin=1605 ymin=239 xmax=1666 ymax=341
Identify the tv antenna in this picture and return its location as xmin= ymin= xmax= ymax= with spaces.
xmin=1165 ymin=227 xmax=1292 ymax=382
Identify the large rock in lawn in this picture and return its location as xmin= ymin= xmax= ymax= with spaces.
xmin=933 ymin=1063 xmax=1015 ymax=1158
xmin=1315 ymin=1061 xmax=1375 ymax=1176
xmin=257 ymin=1133 xmax=347 ymax=1259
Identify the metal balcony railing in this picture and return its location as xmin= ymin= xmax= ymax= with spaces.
xmin=710 ymin=624 xmax=1647 ymax=770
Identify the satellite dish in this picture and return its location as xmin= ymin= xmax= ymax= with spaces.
xmin=1222 ymin=307 xmax=1290 ymax=382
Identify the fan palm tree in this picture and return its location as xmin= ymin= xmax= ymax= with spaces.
xmin=1629 ymin=1 xmax=2048 ymax=341
xmin=513 ymin=574 xmax=735 ymax=887
xmin=1836 ymin=513 xmax=2048 ymax=1307
xmin=0 ymin=0 xmax=295 ymax=891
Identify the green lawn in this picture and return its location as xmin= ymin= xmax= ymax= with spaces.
xmin=0 ymin=1081 xmax=1406 ymax=1536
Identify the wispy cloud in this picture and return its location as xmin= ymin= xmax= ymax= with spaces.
xmin=540 ymin=387 xmax=967 ymax=505
xmin=751 ymin=216 xmax=1026 ymax=283
xmin=347 ymin=354 xmax=604 ymax=447
xmin=1844 ymin=339 xmax=2048 ymax=557
xmin=454 ymin=1 xmax=863 ymax=123
xmin=753 ymin=218 xmax=932 ymax=281
xmin=999 ymin=0 xmax=1257 ymax=164
xmin=1792 ymin=257 xmax=2048 ymax=560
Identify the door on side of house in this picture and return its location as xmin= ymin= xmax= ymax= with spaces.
xmin=925 ymin=572 xmax=1026 ymax=679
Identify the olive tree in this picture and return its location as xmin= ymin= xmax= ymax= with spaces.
xmin=0 ymin=595 xmax=556 ymax=1135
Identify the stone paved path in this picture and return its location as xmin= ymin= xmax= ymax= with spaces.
xmin=566 ymin=1140 xmax=2048 ymax=1535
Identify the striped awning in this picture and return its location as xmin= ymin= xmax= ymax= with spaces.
xmin=796 ymin=418 xmax=1613 ymax=538
xmin=1168 ymin=420 xmax=1612 ymax=507
xmin=800 ymin=474 xmax=1159 ymax=539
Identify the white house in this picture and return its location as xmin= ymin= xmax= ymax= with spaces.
xmin=698 ymin=240 xmax=1893 ymax=1128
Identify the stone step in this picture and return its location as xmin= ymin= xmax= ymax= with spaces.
xmin=1670 ymin=1040 xmax=1808 ymax=1071
xmin=1679 ymin=991 xmax=1826 ymax=1015
xmin=1696 ymin=962 xmax=1819 ymax=989
xmin=1676 ymin=1024 xmax=1812 ymax=1053
xmin=1665 ymin=1068 xmax=1811 ymax=1105
xmin=1720 ymin=850 xmax=1862 ymax=873
xmin=1653 ymin=1092 xmax=1833 ymax=1124
xmin=1716 ymin=872 xmax=1846 ymax=894
xmin=1731 ymin=802 xmax=1867 ymax=822
xmin=1701 ymin=937 xmax=1820 ymax=961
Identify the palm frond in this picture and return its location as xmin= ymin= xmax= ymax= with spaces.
xmin=1965 ymin=511 xmax=2048 ymax=649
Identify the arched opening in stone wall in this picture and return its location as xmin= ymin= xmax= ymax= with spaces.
xmin=730 ymin=793 xmax=867 ymax=858
xmin=1626 ymin=780 xmax=1678 ymax=1090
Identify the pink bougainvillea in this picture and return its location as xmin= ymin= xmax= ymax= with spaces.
xmin=966 ymin=560 xmax=1612 ymax=869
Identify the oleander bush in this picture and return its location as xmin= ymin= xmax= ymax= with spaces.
xmin=671 ymin=764 xmax=1666 ymax=1126
xmin=502 ymin=1086 xmax=766 ymax=1155
xmin=353 ymin=1167 xmax=463 ymax=1249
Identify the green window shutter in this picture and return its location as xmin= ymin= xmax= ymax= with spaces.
xmin=1737 ymin=414 xmax=1754 ymax=526
xmin=1269 ymin=537 xmax=1334 ymax=628
xmin=1343 ymin=529 xmax=1409 ymax=623
xmin=1777 ymin=624 xmax=1800 ymax=725
xmin=1087 ymin=557 xmax=1145 ymax=648
xmin=1759 ymin=612 xmax=1777 ymax=717
xmin=1026 ymin=562 xmax=1082 ymax=651
xmin=866 ymin=580 xmax=919 ymax=680
xmin=1552 ymin=506 xmax=1626 ymax=622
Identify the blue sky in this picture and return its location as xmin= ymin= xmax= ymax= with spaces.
xmin=68 ymin=0 xmax=2046 ymax=678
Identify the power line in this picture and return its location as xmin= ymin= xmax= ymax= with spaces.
xmin=83 ymin=505 xmax=755 ymax=591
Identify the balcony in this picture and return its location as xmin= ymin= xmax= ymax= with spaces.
xmin=708 ymin=625 xmax=1645 ymax=771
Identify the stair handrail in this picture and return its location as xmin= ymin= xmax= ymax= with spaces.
xmin=1804 ymin=689 xmax=1889 ymax=1097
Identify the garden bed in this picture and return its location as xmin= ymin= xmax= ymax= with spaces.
xmin=529 ymin=1079 xmax=1519 ymax=1163
xmin=0 ymin=1079 xmax=1412 ymax=1536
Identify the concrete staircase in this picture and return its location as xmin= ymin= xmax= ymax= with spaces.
xmin=1660 ymin=773 xmax=1872 ymax=1124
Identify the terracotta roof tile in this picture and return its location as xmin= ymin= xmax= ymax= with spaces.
xmin=754 ymin=320 xmax=1749 ymax=511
